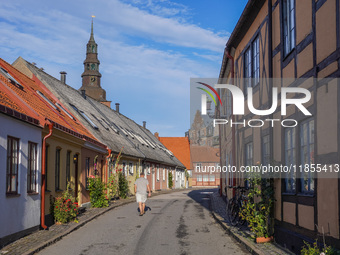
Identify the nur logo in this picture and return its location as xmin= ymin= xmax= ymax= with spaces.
xmin=196 ymin=82 xmax=222 ymax=115
xmin=197 ymin=83 xmax=312 ymax=117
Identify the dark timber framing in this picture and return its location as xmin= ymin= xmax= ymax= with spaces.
xmin=219 ymin=0 xmax=340 ymax=251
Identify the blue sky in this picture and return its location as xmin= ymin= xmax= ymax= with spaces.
xmin=0 ymin=0 xmax=247 ymax=137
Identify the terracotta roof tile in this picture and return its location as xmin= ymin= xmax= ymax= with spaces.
xmin=0 ymin=58 xmax=103 ymax=146
xmin=159 ymin=137 xmax=191 ymax=169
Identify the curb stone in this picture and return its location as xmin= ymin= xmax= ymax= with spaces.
xmin=21 ymin=199 xmax=135 ymax=255
xmin=209 ymin=193 xmax=294 ymax=255
xmin=2 ymin=188 xmax=184 ymax=255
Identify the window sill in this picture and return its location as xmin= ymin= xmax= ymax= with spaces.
xmin=27 ymin=192 xmax=39 ymax=196
xmin=297 ymin=193 xmax=314 ymax=197
xmin=282 ymin=192 xmax=296 ymax=196
xmin=55 ymin=189 xmax=64 ymax=192
xmin=6 ymin=193 xmax=20 ymax=198
xmin=45 ymin=189 xmax=52 ymax=193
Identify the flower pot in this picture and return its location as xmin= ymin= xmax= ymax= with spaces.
xmin=255 ymin=236 xmax=273 ymax=243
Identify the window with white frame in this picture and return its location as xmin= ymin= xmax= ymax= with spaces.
xmin=197 ymin=175 xmax=202 ymax=182
xmin=156 ymin=165 xmax=160 ymax=181
xmin=122 ymin=162 xmax=127 ymax=176
xmin=300 ymin=119 xmax=314 ymax=193
xmin=245 ymin=142 xmax=253 ymax=166
xmin=27 ymin=142 xmax=38 ymax=193
xmin=244 ymin=47 xmax=252 ymax=89
xmin=203 ymin=175 xmax=209 ymax=182
xmin=6 ymin=136 xmax=19 ymax=194
xmin=55 ymin=148 xmax=61 ymax=191
xmin=244 ymin=37 xmax=260 ymax=90
xmin=163 ymin=168 xmax=165 ymax=181
xmin=285 ymin=127 xmax=296 ymax=193
xmin=226 ymin=90 xmax=232 ymax=118
xmin=262 ymin=135 xmax=270 ymax=166
xmin=209 ymin=175 xmax=215 ymax=182
xmin=283 ymin=0 xmax=295 ymax=56
xmin=147 ymin=164 xmax=150 ymax=175
xmin=252 ymin=36 xmax=260 ymax=85
xmin=129 ymin=162 xmax=133 ymax=176
xmin=66 ymin=151 xmax=71 ymax=186
xmin=85 ymin=157 xmax=90 ymax=189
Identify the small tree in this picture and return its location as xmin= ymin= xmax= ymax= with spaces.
xmin=168 ymin=171 xmax=173 ymax=189
xmin=118 ymin=171 xmax=129 ymax=199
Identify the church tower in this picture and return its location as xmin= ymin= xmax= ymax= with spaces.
xmin=79 ymin=18 xmax=109 ymax=105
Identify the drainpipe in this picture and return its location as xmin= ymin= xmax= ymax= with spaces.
xmin=41 ymin=123 xmax=53 ymax=230
xmin=226 ymin=50 xmax=236 ymax=197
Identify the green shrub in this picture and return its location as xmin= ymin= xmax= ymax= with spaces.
xmin=239 ymin=172 xmax=274 ymax=238
xmin=301 ymin=240 xmax=337 ymax=255
xmin=88 ymin=175 xmax=109 ymax=208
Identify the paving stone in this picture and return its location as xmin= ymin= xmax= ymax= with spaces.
xmin=0 ymin=189 xmax=176 ymax=255
xmin=209 ymin=192 xmax=294 ymax=255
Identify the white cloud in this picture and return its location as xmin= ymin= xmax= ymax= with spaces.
xmin=0 ymin=0 xmax=228 ymax=136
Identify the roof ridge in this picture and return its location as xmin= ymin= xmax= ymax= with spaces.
xmin=25 ymin=59 xmax=78 ymax=92
xmin=1 ymin=57 xmax=36 ymax=83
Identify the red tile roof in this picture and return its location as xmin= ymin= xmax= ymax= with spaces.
xmin=0 ymin=85 xmax=40 ymax=126
xmin=159 ymin=137 xmax=191 ymax=169
xmin=0 ymin=58 xmax=104 ymax=147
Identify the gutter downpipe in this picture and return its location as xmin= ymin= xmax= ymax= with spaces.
xmin=226 ymin=50 xmax=236 ymax=197
xmin=41 ymin=123 xmax=53 ymax=230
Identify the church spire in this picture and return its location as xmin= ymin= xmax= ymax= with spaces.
xmin=89 ymin=15 xmax=95 ymax=42
xmin=79 ymin=17 xmax=108 ymax=103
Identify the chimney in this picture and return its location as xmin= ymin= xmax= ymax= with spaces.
xmin=154 ymin=132 xmax=159 ymax=139
xmin=143 ymin=121 xmax=146 ymax=128
xmin=115 ymin=103 xmax=120 ymax=113
xmin=81 ymin=89 xmax=86 ymax=99
xmin=60 ymin=71 xmax=67 ymax=84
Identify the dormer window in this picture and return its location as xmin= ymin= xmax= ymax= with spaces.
xmin=56 ymin=103 xmax=75 ymax=120
xmin=0 ymin=67 xmax=24 ymax=90
xmin=91 ymin=114 xmax=109 ymax=130
xmin=37 ymin=91 xmax=58 ymax=110
xmin=80 ymin=111 xmax=98 ymax=129
xmin=69 ymin=104 xmax=98 ymax=129
xmin=119 ymin=126 xmax=128 ymax=136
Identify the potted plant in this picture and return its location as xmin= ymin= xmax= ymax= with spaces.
xmin=240 ymin=171 xmax=274 ymax=243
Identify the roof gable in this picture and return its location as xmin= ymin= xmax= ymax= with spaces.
xmin=0 ymin=58 xmax=103 ymax=146
xmin=159 ymin=137 xmax=191 ymax=169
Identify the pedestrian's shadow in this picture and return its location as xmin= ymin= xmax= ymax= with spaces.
xmin=137 ymin=206 xmax=152 ymax=213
